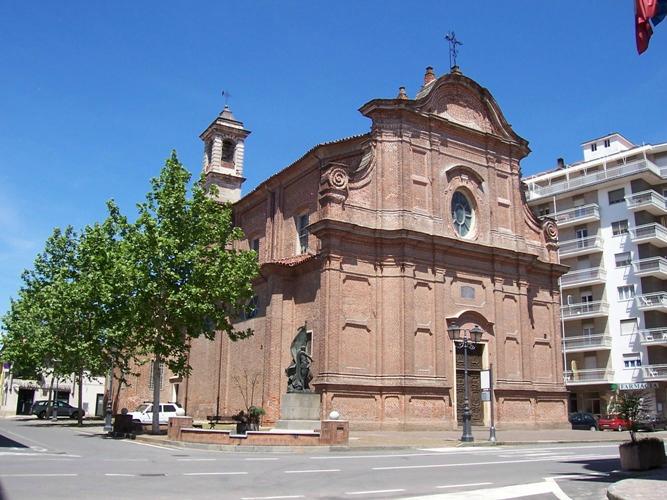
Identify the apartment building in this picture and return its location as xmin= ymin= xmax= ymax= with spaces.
xmin=524 ymin=133 xmax=667 ymax=417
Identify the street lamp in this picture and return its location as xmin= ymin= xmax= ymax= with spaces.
xmin=103 ymin=361 xmax=113 ymax=433
xmin=447 ymin=322 xmax=484 ymax=442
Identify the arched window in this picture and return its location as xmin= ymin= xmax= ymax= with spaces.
xmin=221 ymin=139 xmax=236 ymax=162
xmin=451 ymin=191 xmax=474 ymax=237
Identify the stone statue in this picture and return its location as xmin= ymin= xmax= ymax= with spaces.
xmin=286 ymin=325 xmax=313 ymax=392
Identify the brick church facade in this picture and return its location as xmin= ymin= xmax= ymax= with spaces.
xmin=119 ymin=67 xmax=569 ymax=429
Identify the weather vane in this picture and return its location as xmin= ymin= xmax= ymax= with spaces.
xmin=445 ymin=31 xmax=462 ymax=69
xmin=221 ymin=89 xmax=232 ymax=107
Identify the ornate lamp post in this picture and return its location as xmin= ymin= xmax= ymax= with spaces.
xmin=447 ymin=322 xmax=484 ymax=442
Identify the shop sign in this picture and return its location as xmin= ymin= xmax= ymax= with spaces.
xmin=618 ymin=382 xmax=658 ymax=390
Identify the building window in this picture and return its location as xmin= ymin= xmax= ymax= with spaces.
xmin=451 ymin=191 xmax=474 ymax=237
xmin=615 ymin=252 xmax=632 ymax=267
xmin=251 ymin=238 xmax=260 ymax=254
xmin=617 ymin=285 xmax=635 ymax=301
xmin=582 ymin=321 xmax=595 ymax=337
xmin=611 ymin=219 xmax=629 ymax=236
xmin=221 ymin=139 xmax=236 ymax=162
xmin=537 ymin=205 xmax=551 ymax=217
xmin=240 ymin=295 xmax=259 ymax=321
xmin=608 ymin=188 xmax=625 ymax=205
xmin=148 ymin=361 xmax=164 ymax=390
xmin=296 ymin=213 xmax=309 ymax=254
xmin=604 ymin=139 xmax=611 ymax=148
xmin=461 ymin=286 xmax=475 ymax=299
xmin=623 ymin=354 xmax=641 ymax=368
xmin=620 ymin=318 xmax=638 ymax=336
xmin=591 ymin=143 xmax=598 ymax=152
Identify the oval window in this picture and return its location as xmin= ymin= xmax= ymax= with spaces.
xmin=451 ymin=191 xmax=474 ymax=237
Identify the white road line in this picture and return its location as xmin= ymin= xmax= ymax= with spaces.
xmin=311 ymin=452 xmax=472 ymax=460
xmin=284 ymin=468 xmax=341 ymax=474
xmin=245 ymin=457 xmax=280 ymax=461
xmin=241 ymin=496 xmax=305 ymax=500
xmin=0 ymin=452 xmax=81 ymax=458
xmin=436 ymin=482 xmax=493 ymax=489
xmin=373 ymin=454 xmax=618 ymax=470
xmin=105 ymin=473 xmax=136 ymax=477
xmin=545 ymin=477 xmax=573 ymax=500
xmin=549 ymin=472 xmax=609 ymax=480
xmin=183 ymin=471 xmax=248 ymax=476
xmin=121 ymin=440 xmax=178 ymax=451
xmin=405 ymin=480 xmax=569 ymax=500
xmin=345 ymin=489 xmax=406 ymax=495
xmin=0 ymin=473 xmax=78 ymax=478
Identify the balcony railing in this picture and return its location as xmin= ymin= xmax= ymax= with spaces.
xmin=639 ymin=328 xmax=667 ymax=346
xmin=525 ymin=158 xmax=662 ymax=201
xmin=636 ymin=292 xmax=667 ymax=311
xmin=643 ymin=364 xmax=667 ymax=381
xmin=633 ymin=257 xmax=667 ymax=278
xmin=564 ymin=368 xmax=614 ymax=385
xmin=561 ymin=300 xmax=609 ymax=320
xmin=558 ymin=235 xmax=604 ymax=258
xmin=562 ymin=334 xmax=612 ymax=352
xmin=629 ymin=223 xmax=667 ymax=247
xmin=560 ymin=267 xmax=607 ymax=289
xmin=551 ymin=204 xmax=600 ymax=227
xmin=626 ymin=190 xmax=667 ymax=215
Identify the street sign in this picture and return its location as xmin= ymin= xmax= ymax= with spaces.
xmin=481 ymin=389 xmax=490 ymax=401
xmin=480 ymin=370 xmax=490 ymax=390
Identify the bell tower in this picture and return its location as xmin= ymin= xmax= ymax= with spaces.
xmin=200 ymin=104 xmax=251 ymax=203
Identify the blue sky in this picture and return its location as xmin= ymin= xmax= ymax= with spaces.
xmin=1 ymin=1 xmax=666 ymax=315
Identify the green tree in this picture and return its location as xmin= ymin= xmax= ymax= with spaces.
xmin=120 ymin=152 xmax=259 ymax=434
xmin=610 ymin=390 xmax=651 ymax=443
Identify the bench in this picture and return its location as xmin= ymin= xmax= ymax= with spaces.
xmin=206 ymin=415 xmax=238 ymax=429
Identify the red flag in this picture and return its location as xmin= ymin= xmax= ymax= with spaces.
xmin=636 ymin=0 xmax=655 ymax=54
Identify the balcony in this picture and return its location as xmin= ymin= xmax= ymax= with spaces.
xmin=636 ymin=292 xmax=667 ymax=312
xmin=551 ymin=204 xmax=600 ymax=228
xmin=643 ymin=364 xmax=667 ymax=381
xmin=629 ymin=223 xmax=667 ymax=247
xmin=560 ymin=267 xmax=607 ymax=289
xmin=633 ymin=257 xmax=667 ymax=279
xmin=561 ymin=300 xmax=609 ymax=321
xmin=525 ymin=158 xmax=662 ymax=201
xmin=563 ymin=368 xmax=614 ymax=385
xmin=639 ymin=328 xmax=667 ymax=346
xmin=558 ymin=235 xmax=604 ymax=258
xmin=626 ymin=190 xmax=667 ymax=216
xmin=562 ymin=334 xmax=612 ymax=353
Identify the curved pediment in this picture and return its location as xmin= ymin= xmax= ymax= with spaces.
xmin=414 ymin=73 xmax=526 ymax=147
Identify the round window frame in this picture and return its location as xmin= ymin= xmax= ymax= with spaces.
xmin=451 ymin=190 xmax=475 ymax=238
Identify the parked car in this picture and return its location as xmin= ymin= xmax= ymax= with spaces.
xmin=127 ymin=402 xmax=185 ymax=424
xmin=31 ymin=400 xmax=84 ymax=420
xmin=598 ymin=414 xmax=631 ymax=431
xmin=635 ymin=414 xmax=667 ymax=432
xmin=568 ymin=412 xmax=598 ymax=431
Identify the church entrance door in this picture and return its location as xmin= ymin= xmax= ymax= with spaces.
xmin=455 ymin=344 xmax=483 ymax=425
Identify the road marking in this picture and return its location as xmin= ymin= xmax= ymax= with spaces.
xmin=0 ymin=427 xmax=52 ymax=450
xmin=345 ymin=489 xmax=405 ymax=495
xmin=122 ymin=440 xmax=178 ymax=451
xmin=105 ymin=473 xmax=136 ymax=477
xmin=183 ymin=471 xmax=248 ymax=476
xmin=240 ymin=496 xmax=305 ymax=500
xmin=245 ymin=457 xmax=280 ymax=461
xmin=544 ymin=477 xmax=573 ymax=500
xmin=311 ymin=452 xmax=471 ymax=460
xmin=549 ymin=472 xmax=609 ymax=479
xmin=0 ymin=473 xmax=78 ymax=478
xmin=436 ymin=482 xmax=493 ymax=489
xmin=176 ymin=458 xmax=216 ymax=461
xmin=284 ymin=468 xmax=341 ymax=474
xmin=0 ymin=452 xmax=80 ymax=458
xmin=373 ymin=454 xmax=618 ymax=470
xmin=405 ymin=480 xmax=570 ymax=500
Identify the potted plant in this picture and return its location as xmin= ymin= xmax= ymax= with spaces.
xmin=248 ymin=406 xmax=265 ymax=431
xmin=610 ymin=390 xmax=665 ymax=471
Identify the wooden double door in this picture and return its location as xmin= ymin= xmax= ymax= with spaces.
xmin=455 ymin=344 xmax=483 ymax=425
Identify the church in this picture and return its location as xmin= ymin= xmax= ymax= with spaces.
xmin=119 ymin=65 xmax=569 ymax=429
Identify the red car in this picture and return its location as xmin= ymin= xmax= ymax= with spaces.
xmin=598 ymin=415 xmax=631 ymax=431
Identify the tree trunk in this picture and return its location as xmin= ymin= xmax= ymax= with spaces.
xmin=151 ymin=354 xmax=161 ymax=435
xmin=77 ymin=369 xmax=84 ymax=426
xmin=47 ymin=375 xmax=55 ymax=417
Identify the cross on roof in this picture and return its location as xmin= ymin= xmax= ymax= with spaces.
xmin=445 ymin=32 xmax=463 ymax=69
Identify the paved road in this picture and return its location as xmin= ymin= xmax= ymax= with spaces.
xmin=0 ymin=418 xmax=638 ymax=500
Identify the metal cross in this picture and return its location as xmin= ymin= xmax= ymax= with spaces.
xmin=445 ymin=31 xmax=463 ymax=69
xmin=221 ymin=89 xmax=232 ymax=107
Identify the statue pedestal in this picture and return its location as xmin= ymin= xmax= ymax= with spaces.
xmin=274 ymin=392 xmax=321 ymax=431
